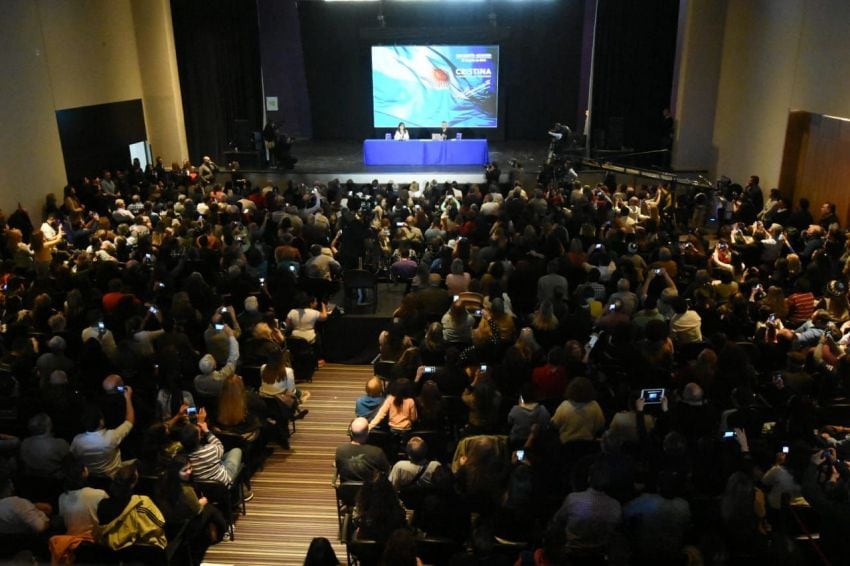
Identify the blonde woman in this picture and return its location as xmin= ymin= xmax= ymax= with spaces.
xmin=530 ymin=299 xmax=561 ymax=350
xmin=214 ymin=374 xmax=262 ymax=443
xmin=5 ymin=228 xmax=33 ymax=270
xmin=785 ymin=253 xmax=802 ymax=279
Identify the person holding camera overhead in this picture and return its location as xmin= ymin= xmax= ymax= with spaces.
xmin=393 ymin=122 xmax=410 ymax=141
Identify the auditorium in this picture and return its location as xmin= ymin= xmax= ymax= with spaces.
xmin=1 ymin=0 xmax=850 ymax=564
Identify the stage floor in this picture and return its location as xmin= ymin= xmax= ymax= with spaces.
xmin=241 ymin=139 xmax=550 ymax=187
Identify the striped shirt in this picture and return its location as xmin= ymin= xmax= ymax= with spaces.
xmin=187 ymin=433 xmax=230 ymax=486
xmin=786 ymin=292 xmax=815 ymax=324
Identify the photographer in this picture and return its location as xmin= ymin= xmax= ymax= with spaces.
xmin=198 ymin=156 xmax=218 ymax=186
xmin=274 ymin=132 xmax=297 ymax=170
xmin=484 ymin=161 xmax=500 ymax=186
xmin=801 ymin=447 xmax=850 ymax=562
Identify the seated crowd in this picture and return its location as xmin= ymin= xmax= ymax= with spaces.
xmin=0 ymin=156 xmax=847 ymax=564
xmin=336 ymin=174 xmax=850 ymax=565
xmin=0 ymin=161 xmax=328 ymax=563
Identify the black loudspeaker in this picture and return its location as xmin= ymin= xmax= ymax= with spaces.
xmin=232 ymin=119 xmax=251 ymax=148
xmin=607 ymin=117 xmax=624 ymax=149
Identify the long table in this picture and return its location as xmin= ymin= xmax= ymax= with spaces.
xmin=363 ymin=139 xmax=489 ymax=166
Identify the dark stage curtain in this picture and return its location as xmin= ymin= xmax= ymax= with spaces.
xmin=591 ymin=0 xmax=679 ymax=153
xmin=297 ymin=2 xmax=584 ymax=141
xmin=170 ymin=0 xmax=262 ymax=163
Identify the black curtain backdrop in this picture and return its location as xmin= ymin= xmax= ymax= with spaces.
xmin=171 ymin=0 xmax=262 ymax=163
xmin=591 ymin=0 xmax=679 ymax=152
xmin=56 ymin=100 xmax=147 ymax=184
xmin=297 ymin=1 xmax=584 ymax=141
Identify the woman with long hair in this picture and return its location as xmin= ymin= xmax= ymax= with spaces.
xmin=759 ymin=285 xmax=789 ymax=320
xmin=259 ymin=351 xmax=309 ymax=448
xmin=462 ymin=366 xmax=502 ymax=436
xmin=214 ymin=374 xmax=263 ymax=443
xmin=31 ymin=228 xmax=63 ymax=277
xmin=304 ymin=536 xmax=340 ymax=566
xmin=391 ymin=347 xmax=422 ymax=382
xmin=354 ymin=473 xmax=407 ymax=542
xmin=415 ymin=380 xmax=445 ymax=431
xmin=420 ymin=322 xmax=446 ymax=365
xmin=530 ymin=299 xmax=562 ymax=351
xmin=5 ymin=228 xmax=33 ymax=270
xmin=62 ymin=185 xmax=84 ymax=218
xmin=260 ymin=349 xmax=309 ymax=405
xmin=473 ymin=298 xmax=516 ymax=347
xmin=155 ymin=454 xmax=227 ymax=549
xmin=369 ymin=378 xmax=418 ymax=433
xmin=242 ymin=321 xmax=285 ymax=365
xmin=393 ymin=122 xmax=409 ymax=141
xmin=379 ymin=529 xmax=422 ymax=566
xmin=497 ymin=327 xmax=543 ymax=400
xmin=378 ymin=322 xmax=413 ymax=362
xmin=392 ymin=293 xmax=424 ymax=342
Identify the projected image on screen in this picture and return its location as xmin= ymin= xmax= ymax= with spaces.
xmin=372 ymin=45 xmax=499 ymax=129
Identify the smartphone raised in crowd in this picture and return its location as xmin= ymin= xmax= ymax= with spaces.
xmin=640 ymin=388 xmax=665 ymax=404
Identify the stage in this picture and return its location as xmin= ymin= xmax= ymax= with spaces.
xmin=239 ymin=139 xmax=551 ymax=187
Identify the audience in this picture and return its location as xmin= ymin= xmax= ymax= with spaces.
xmin=2 ymin=160 xmax=850 ymax=565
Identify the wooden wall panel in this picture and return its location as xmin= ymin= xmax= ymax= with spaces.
xmin=781 ymin=111 xmax=850 ymax=227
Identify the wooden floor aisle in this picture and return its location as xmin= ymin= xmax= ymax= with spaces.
xmin=202 ymin=364 xmax=372 ymax=565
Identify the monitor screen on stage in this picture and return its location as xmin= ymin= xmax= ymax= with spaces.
xmin=372 ymin=45 xmax=499 ymax=129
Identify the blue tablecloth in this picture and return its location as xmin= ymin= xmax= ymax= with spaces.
xmin=363 ymin=139 xmax=489 ymax=166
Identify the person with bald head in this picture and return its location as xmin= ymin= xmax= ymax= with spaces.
xmin=199 ymin=156 xmax=218 ymax=185
xmin=334 ymin=417 xmax=389 ymax=482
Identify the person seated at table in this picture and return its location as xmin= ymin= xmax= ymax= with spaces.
xmin=393 ymin=122 xmax=410 ymax=141
xmin=436 ymin=120 xmax=452 ymax=140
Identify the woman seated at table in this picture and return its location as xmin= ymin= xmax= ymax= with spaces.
xmin=393 ymin=122 xmax=410 ymax=141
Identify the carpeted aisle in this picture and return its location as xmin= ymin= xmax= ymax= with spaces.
xmin=202 ymin=364 xmax=371 ymax=565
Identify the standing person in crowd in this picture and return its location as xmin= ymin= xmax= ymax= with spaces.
xmin=70 ymin=386 xmax=135 ymax=479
